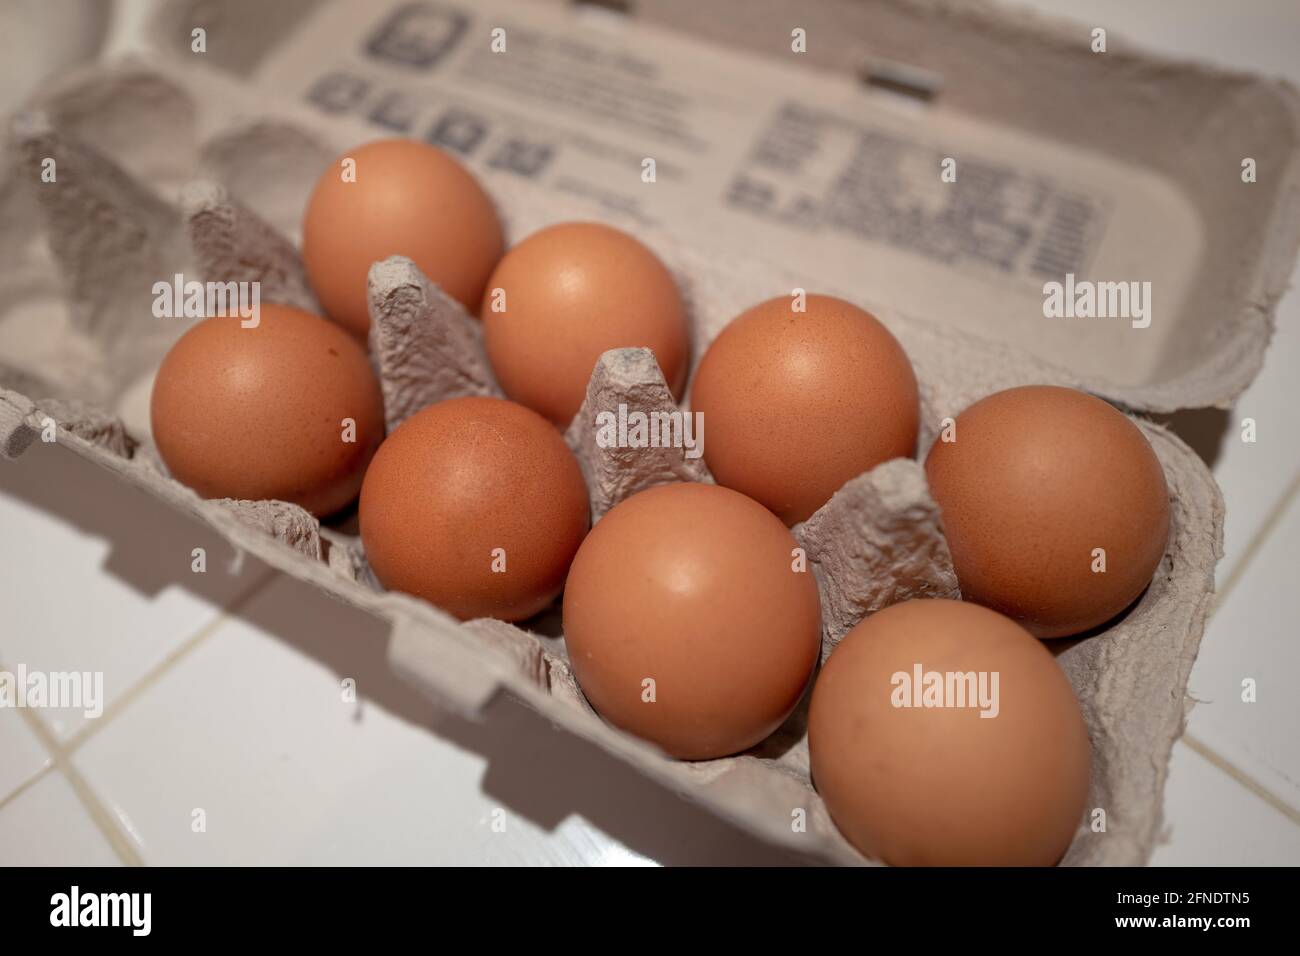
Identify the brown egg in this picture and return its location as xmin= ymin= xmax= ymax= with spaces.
xmin=563 ymin=482 xmax=821 ymax=760
xmin=925 ymin=385 xmax=1170 ymax=638
xmin=359 ymin=396 xmax=589 ymax=621
xmin=302 ymin=138 xmax=504 ymax=337
xmin=809 ymin=599 xmax=1091 ymax=866
xmin=150 ymin=304 xmax=385 ymax=517
xmin=690 ymin=294 xmax=919 ymax=525
xmin=481 ymin=222 xmax=689 ymax=426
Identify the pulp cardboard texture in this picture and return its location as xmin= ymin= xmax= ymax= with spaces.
xmin=1 ymin=0 xmax=1296 ymax=864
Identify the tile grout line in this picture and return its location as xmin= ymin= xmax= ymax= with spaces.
xmin=1174 ymin=470 xmax=1300 ymax=823
xmin=2 ymin=566 xmax=281 ymax=866
xmin=0 ymin=762 xmax=56 ymax=813
xmin=62 ymin=566 xmax=280 ymax=755
xmin=1209 ymin=469 xmax=1300 ymax=619
xmin=13 ymin=696 xmax=145 ymax=866
xmin=1182 ymin=732 xmax=1300 ymax=827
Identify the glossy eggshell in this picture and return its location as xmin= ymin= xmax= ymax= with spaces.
xmin=149 ymin=305 xmax=385 ymax=517
xmin=481 ymin=222 xmax=689 ymax=426
xmin=302 ymin=138 xmax=504 ymax=337
xmin=808 ymin=599 xmax=1091 ymax=866
xmin=925 ymin=385 xmax=1171 ymax=638
xmin=689 ymin=294 xmax=919 ymax=525
xmin=359 ymin=396 xmax=589 ymax=622
xmin=562 ymin=482 xmax=822 ymax=760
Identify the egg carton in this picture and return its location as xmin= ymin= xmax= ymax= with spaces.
xmin=0 ymin=54 xmax=1238 ymax=866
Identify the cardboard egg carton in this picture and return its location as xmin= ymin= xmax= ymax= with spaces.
xmin=2 ymin=0 xmax=1298 ymax=865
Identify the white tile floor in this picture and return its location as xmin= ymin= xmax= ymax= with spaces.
xmin=1150 ymin=741 xmax=1300 ymax=867
xmin=0 ymin=442 xmax=269 ymax=743
xmin=70 ymin=570 xmax=657 ymax=866
xmin=0 ymin=707 xmax=50 ymax=799
xmin=2 ymin=0 xmax=1299 ymax=866
xmin=1183 ymin=490 xmax=1300 ymax=812
xmin=0 ymin=771 xmax=122 ymax=867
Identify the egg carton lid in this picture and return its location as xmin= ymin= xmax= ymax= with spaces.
xmin=127 ymin=0 xmax=1300 ymax=414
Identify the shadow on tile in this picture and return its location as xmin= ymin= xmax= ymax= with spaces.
xmin=0 ymin=442 xmax=262 ymax=603
xmin=438 ymin=693 xmax=812 ymax=866
xmin=235 ymin=569 xmax=810 ymax=866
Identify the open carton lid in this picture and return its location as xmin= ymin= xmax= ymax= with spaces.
xmin=140 ymin=0 xmax=1300 ymax=413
